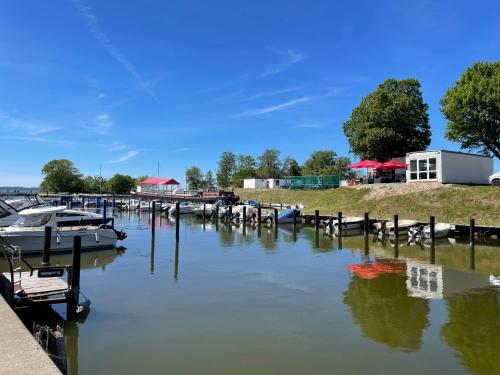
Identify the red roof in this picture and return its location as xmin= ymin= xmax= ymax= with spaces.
xmin=347 ymin=160 xmax=383 ymax=169
xmin=142 ymin=178 xmax=180 ymax=185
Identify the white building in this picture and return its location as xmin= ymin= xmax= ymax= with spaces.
xmin=406 ymin=150 xmax=493 ymax=184
xmin=243 ymin=178 xmax=285 ymax=189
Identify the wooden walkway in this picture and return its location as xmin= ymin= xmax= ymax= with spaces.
xmin=4 ymin=272 xmax=69 ymax=298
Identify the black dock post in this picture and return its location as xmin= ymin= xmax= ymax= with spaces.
xmin=42 ymin=226 xmax=52 ymax=266
xmin=337 ymin=211 xmax=342 ymax=235
xmin=203 ymin=203 xmax=206 ymax=229
xmin=469 ymin=218 xmax=475 ymax=269
xmin=175 ymin=202 xmax=180 ymax=243
xmin=257 ymin=204 xmax=261 ymax=223
xmin=274 ymin=208 xmax=279 ymax=226
xmin=174 ymin=243 xmax=180 ymax=280
xmin=243 ymin=206 xmax=247 ymax=223
xmin=314 ymin=210 xmax=320 ymax=231
xmin=364 ymin=212 xmax=369 ymax=236
xmin=229 ymin=204 xmax=232 ymax=222
xmin=394 ymin=214 xmax=399 ymax=240
xmin=430 ymin=216 xmax=435 ymax=242
xmin=67 ymin=236 xmax=82 ymax=319
xmin=102 ymin=200 xmax=107 ymax=224
xmin=215 ymin=204 xmax=219 ymax=221
xmin=292 ymin=209 xmax=297 ymax=228
xmin=364 ymin=234 xmax=369 ymax=256
xmin=151 ymin=201 xmax=156 ymax=235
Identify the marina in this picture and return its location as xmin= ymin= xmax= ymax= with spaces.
xmin=1 ymin=206 xmax=499 ymax=374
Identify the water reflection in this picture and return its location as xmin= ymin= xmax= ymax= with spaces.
xmin=343 ymin=261 xmax=430 ymax=351
xmin=441 ymin=288 xmax=500 ymax=375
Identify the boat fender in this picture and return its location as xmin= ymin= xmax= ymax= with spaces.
xmin=56 ymin=231 xmax=61 ymax=245
xmin=95 ymin=231 xmax=99 ymax=243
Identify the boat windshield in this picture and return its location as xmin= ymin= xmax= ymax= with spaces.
xmin=13 ymin=213 xmax=51 ymax=227
xmin=2 ymin=195 xmax=50 ymax=212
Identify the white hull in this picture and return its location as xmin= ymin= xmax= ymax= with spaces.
xmin=335 ymin=217 xmax=364 ymax=230
xmin=169 ymin=206 xmax=195 ymax=215
xmin=0 ymin=227 xmax=117 ymax=254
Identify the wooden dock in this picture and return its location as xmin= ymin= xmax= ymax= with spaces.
xmin=3 ymin=272 xmax=69 ymax=303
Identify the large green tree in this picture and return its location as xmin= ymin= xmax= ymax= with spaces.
xmin=204 ymin=170 xmax=215 ymax=190
xmin=40 ymin=159 xmax=83 ymax=193
xmin=216 ymin=152 xmax=236 ymax=188
xmin=106 ymin=174 xmax=136 ymax=194
xmin=282 ymin=157 xmax=302 ymax=176
xmin=440 ymin=61 xmax=500 ymax=159
xmin=343 ymin=78 xmax=431 ymax=161
xmin=232 ymin=155 xmax=257 ymax=188
xmin=82 ymin=175 xmax=107 ymax=194
xmin=257 ymin=149 xmax=282 ymax=178
xmin=301 ymin=150 xmax=350 ymax=176
xmin=186 ymin=166 xmax=204 ymax=190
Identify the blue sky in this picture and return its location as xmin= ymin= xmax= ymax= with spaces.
xmin=0 ymin=0 xmax=499 ymax=186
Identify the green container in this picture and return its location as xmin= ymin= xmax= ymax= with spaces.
xmin=284 ymin=175 xmax=339 ymax=189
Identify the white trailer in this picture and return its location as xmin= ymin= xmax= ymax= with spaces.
xmin=243 ymin=178 xmax=285 ymax=189
xmin=406 ymin=150 xmax=493 ymax=184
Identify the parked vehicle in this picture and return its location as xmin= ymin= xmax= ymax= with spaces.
xmin=489 ymin=171 xmax=500 ymax=186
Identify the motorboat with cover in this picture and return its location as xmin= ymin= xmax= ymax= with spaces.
xmin=0 ymin=194 xmax=51 ymax=227
xmin=0 ymin=206 xmax=126 ymax=254
xmin=408 ymin=223 xmax=454 ymax=239
xmin=264 ymin=208 xmax=301 ymax=224
xmin=324 ymin=216 xmax=364 ymax=231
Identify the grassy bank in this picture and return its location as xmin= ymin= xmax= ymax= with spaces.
xmin=235 ymin=185 xmax=500 ymax=226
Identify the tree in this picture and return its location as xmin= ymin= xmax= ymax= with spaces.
xmin=232 ymin=155 xmax=257 ymax=188
xmin=216 ymin=152 xmax=236 ymax=188
xmin=82 ymin=175 xmax=107 ymax=194
xmin=40 ymin=159 xmax=83 ymax=193
xmin=440 ymin=61 xmax=500 ymax=159
xmin=186 ymin=166 xmax=204 ymax=190
xmin=135 ymin=175 xmax=149 ymax=186
xmin=343 ymin=78 xmax=431 ymax=161
xmin=257 ymin=149 xmax=282 ymax=178
xmin=282 ymin=157 xmax=301 ymax=176
xmin=204 ymin=170 xmax=215 ymax=190
xmin=302 ymin=150 xmax=349 ymax=176
xmin=106 ymin=174 xmax=135 ymax=194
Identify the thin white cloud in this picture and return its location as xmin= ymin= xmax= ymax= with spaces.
xmin=109 ymin=143 xmax=128 ymax=151
xmin=69 ymin=0 xmax=159 ymax=101
xmin=296 ymin=122 xmax=327 ymax=129
xmin=239 ymin=96 xmax=313 ymax=117
xmin=82 ymin=113 xmax=113 ymax=133
xmin=111 ymin=150 xmax=139 ymax=163
xmin=6 ymin=118 xmax=59 ymax=135
xmin=0 ymin=135 xmax=78 ymax=145
xmin=239 ymin=86 xmax=303 ymax=102
xmin=261 ymin=49 xmax=305 ymax=77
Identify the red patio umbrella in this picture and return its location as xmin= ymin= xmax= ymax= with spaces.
xmin=347 ymin=160 xmax=383 ymax=169
xmin=380 ymin=161 xmax=407 ymax=169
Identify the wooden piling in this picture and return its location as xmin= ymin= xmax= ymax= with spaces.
xmin=215 ymin=204 xmax=219 ymax=220
xmin=174 ymin=243 xmax=180 ymax=280
xmin=364 ymin=212 xmax=369 ymax=236
xmin=243 ymin=206 xmax=247 ymax=223
xmin=229 ymin=204 xmax=232 ymax=220
xmin=430 ymin=216 xmax=435 ymax=242
xmin=257 ymin=205 xmax=262 ymax=223
xmin=274 ymin=208 xmax=279 ymax=226
xmin=292 ymin=209 xmax=297 ymax=228
xmin=67 ymin=236 xmax=81 ymax=319
xmin=364 ymin=234 xmax=369 ymax=256
xmin=102 ymin=200 xmax=107 ymax=224
xmin=41 ymin=226 xmax=52 ymax=266
xmin=151 ymin=201 xmax=156 ymax=235
xmin=314 ymin=210 xmax=320 ymax=231
xmin=337 ymin=212 xmax=342 ymax=235
xmin=175 ymin=202 xmax=180 ymax=242
xmin=394 ymin=214 xmax=399 ymax=240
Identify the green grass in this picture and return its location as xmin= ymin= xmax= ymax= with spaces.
xmin=235 ymin=186 xmax=500 ymax=226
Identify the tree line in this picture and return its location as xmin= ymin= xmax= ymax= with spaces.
xmin=186 ymin=149 xmax=353 ymax=189
xmin=39 ymin=159 xmax=144 ymax=194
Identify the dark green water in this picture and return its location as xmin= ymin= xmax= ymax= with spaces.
xmin=2 ymin=211 xmax=500 ymax=375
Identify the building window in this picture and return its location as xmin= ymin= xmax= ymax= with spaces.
xmin=275 ymin=180 xmax=280 ymax=186
xmin=410 ymin=157 xmax=437 ymax=181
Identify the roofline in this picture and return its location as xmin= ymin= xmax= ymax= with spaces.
xmin=406 ymin=150 xmax=493 ymax=159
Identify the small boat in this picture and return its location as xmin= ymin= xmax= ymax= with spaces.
xmin=374 ymin=220 xmax=418 ymax=237
xmin=138 ymin=200 xmax=163 ymax=211
xmin=273 ymin=208 xmax=301 ymax=224
xmin=0 ymin=206 xmax=126 ymax=254
xmin=169 ymin=203 xmax=195 ymax=216
xmin=408 ymin=223 xmax=454 ymax=239
xmin=325 ymin=216 xmax=364 ymax=231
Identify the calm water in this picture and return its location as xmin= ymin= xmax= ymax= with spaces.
xmin=2 ymin=211 xmax=500 ymax=375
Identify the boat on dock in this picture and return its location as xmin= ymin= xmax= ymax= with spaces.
xmin=408 ymin=223 xmax=454 ymax=239
xmin=325 ymin=216 xmax=364 ymax=231
xmin=271 ymin=208 xmax=301 ymax=224
xmin=374 ymin=220 xmax=418 ymax=237
xmin=0 ymin=206 xmax=126 ymax=254
xmin=169 ymin=203 xmax=196 ymax=216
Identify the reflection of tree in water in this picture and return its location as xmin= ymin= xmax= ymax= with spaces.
xmin=441 ymin=288 xmax=500 ymax=375
xmin=343 ymin=270 xmax=429 ymax=351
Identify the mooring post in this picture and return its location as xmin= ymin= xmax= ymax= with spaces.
xmin=430 ymin=216 xmax=435 ymax=242
xmin=394 ymin=214 xmax=399 ymax=240
xmin=292 ymin=209 xmax=297 ymax=228
xmin=41 ymin=226 xmax=52 ymax=266
xmin=112 ymin=198 xmax=116 ymax=211
xmin=469 ymin=218 xmax=475 ymax=270
xmin=102 ymin=200 xmax=107 ymax=224
xmin=215 ymin=204 xmax=219 ymax=221
xmin=315 ymin=210 xmax=320 ymax=231
xmin=257 ymin=204 xmax=262 ymax=223
xmin=81 ymin=196 xmax=85 ymax=208
xmin=469 ymin=218 xmax=475 ymax=246
xmin=67 ymin=236 xmax=81 ymax=319
xmin=274 ymin=208 xmax=279 ymax=226
xmin=337 ymin=211 xmax=343 ymax=235
xmin=229 ymin=204 xmax=232 ymax=221
xmin=175 ymin=202 xmax=180 ymax=242
xmin=203 ymin=203 xmax=206 ymax=228
xmin=243 ymin=206 xmax=247 ymax=223
xmin=364 ymin=212 xmax=369 ymax=236
xmin=151 ymin=201 xmax=156 ymax=235
xmin=174 ymin=243 xmax=180 ymax=280
xmin=364 ymin=234 xmax=369 ymax=256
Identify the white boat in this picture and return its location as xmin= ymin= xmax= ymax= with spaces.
xmin=325 ymin=216 xmax=364 ymax=231
xmin=138 ymin=201 xmax=162 ymax=211
xmin=408 ymin=223 xmax=454 ymax=239
xmin=0 ymin=194 xmax=51 ymax=227
xmin=230 ymin=205 xmax=258 ymax=222
xmin=0 ymin=206 xmax=126 ymax=254
xmin=374 ymin=220 xmax=418 ymax=237
xmin=169 ymin=203 xmax=196 ymax=216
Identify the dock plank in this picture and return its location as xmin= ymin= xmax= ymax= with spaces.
xmin=2 ymin=272 xmax=68 ymax=297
